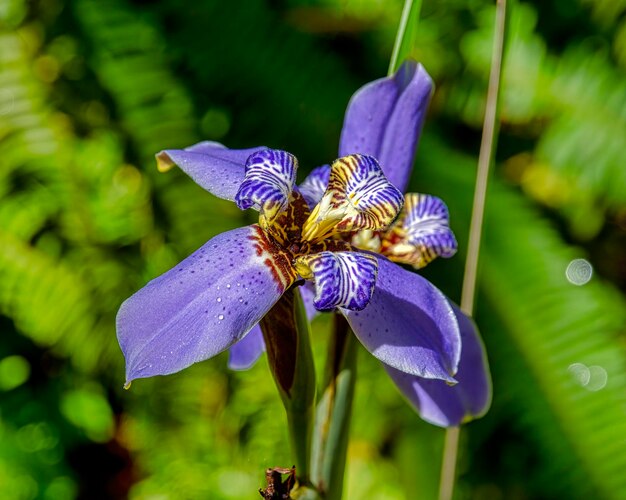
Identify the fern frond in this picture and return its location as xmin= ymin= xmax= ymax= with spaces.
xmin=419 ymin=135 xmax=626 ymax=499
xmin=448 ymin=3 xmax=626 ymax=238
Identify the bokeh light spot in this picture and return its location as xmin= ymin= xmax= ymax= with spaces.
xmin=568 ymin=362 xmax=590 ymax=386
xmin=568 ymin=362 xmax=608 ymax=391
xmin=565 ymin=258 xmax=593 ymax=285
xmin=586 ymin=365 xmax=608 ymax=392
xmin=16 ymin=422 xmax=58 ymax=452
xmin=0 ymin=355 xmax=30 ymax=391
xmin=44 ymin=477 xmax=77 ymax=500
xmin=60 ymin=388 xmax=114 ymax=442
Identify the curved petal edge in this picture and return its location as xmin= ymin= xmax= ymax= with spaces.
xmin=228 ymin=325 xmax=266 ymax=371
xmin=342 ymin=256 xmax=461 ymax=382
xmin=339 ymin=60 xmax=433 ymax=192
xmin=156 ymin=142 xmax=266 ymax=202
xmin=116 ymin=225 xmax=293 ymax=383
xmin=385 ymin=303 xmax=492 ymax=427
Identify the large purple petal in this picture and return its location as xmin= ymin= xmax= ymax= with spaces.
xmin=342 ymin=256 xmax=460 ymax=382
xmin=117 ymin=225 xmax=294 ymax=383
xmin=339 ymin=61 xmax=433 ymax=192
xmin=155 ymin=142 xmax=266 ymax=202
xmin=228 ymin=325 xmax=266 ymax=371
xmin=385 ymin=304 xmax=492 ymax=427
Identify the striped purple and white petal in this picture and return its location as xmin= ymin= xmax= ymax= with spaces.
xmin=116 ymin=225 xmax=296 ymax=384
xmin=381 ymin=193 xmax=457 ymax=269
xmin=299 ymin=165 xmax=330 ymax=208
xmin=301 ymin=154 xmax=403 ymax=243
xmin=228 ymin=325 xmax=266 ymax=371
xmin=385 ymin=303 xmax=491 ymax=427
xmin=235 ymin=149 xmax=298 ymax=228
xmin=339 ymin=61 xmax=433 ymax=192
xmin=156 ymin=141 xmax=266 ymax=202
xmin=342 ymin=256 xmax=461 ymax=383
xmin=295 ymin=251 xmax=378 ymax=311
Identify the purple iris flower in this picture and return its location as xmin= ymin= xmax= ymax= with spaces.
xmin=116 ymin=61 xmax=491 ymax=427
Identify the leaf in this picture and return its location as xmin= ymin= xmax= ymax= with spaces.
xmin=388 ymin=0 xmax=424 ymax=76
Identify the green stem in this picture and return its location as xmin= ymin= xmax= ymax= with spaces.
xmin=438 ymin=427 xmax=460 ymax=500
xmin=438 ymin=1 xmax=508 ymax=500
xmin=311 ymin=315 xmax=358 ymax=500
xmin=260 ymin=287 xmax=317 ymax=487
xmin=290 ymin=288 xmax=317 ymax=484
xmin=388 ymin=0 xmax=423 ymax=76
xmin=460 ymin=0 xmax=508 ymax=316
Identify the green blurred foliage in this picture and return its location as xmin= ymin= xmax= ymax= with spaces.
xmin=1 ymin=0 xmax=625 ymax=498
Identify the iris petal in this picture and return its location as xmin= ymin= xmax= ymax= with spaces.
xmin=117 ymin=225 xmax=296 ymax=383
xmin=342 ymin=256 xmax=461 ymax=382
xmin=339 ymin=61 xmax=433 ymax=192
xmin=299 ymin=165 xmax=330 ymax=208
xmin=156 ymin=142 xmax=266 ymax=202
xmin=228 ymin=325 xmax=266 ymax=371
xmin=381 ymin=193 xmax=457 ymax=269
xmin=295 ymin=251 xmax=378 ymax=311
xmin=302 ymin=155 xmax=403 ymax=242
xmin=384 ymin=303 xmax=492 ymax=427
xmin=235 ymin=149 xmax=298 ymax=228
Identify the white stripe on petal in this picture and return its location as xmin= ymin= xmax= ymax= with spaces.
xmin=381 ymin=193 xmax=457 ymax=269
xmin=295 ymin=251 xmax=378 ymax=311
xmin=235 ymin=149 xmax=298 ymax=228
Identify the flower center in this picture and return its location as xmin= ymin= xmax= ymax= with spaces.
xmin=234 ymin=148 xmax=404 ymax=311
xmin=235 ymin=149 xmax=403 ymax=257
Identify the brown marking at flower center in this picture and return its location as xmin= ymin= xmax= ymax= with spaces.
xmin=248 ymin=225 xmax=297 ymax=291
xmin=250 ymin=189 xmax=363 ymax=287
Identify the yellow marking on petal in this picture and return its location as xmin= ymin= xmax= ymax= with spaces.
xmin=262 ymin=191 xmax=310 ymax=246
xmin=294 ymin=256 xmax=315 ymax=280
xmin=351 ymin=229 xmax=382 ymax=252
xmin=380 ymin=193 xmax=457 ymax=269
xmin=155 ymin=151 xmax=176 ymax=172
xmin=258 ymin=202 xmax=283 ymax=230
xmin=301 ymin=155 xmax=403 ymax=243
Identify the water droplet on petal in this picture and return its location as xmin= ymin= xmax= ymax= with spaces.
xmin=218 ymin=314 xmax=225 ymax=320
xmin=217 ymin=297 xmax=222 ymax=302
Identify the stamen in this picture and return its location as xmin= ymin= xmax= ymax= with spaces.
xmin=301 ymin=155 xmax=403 ymax=243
